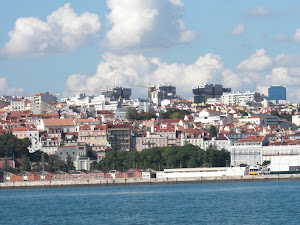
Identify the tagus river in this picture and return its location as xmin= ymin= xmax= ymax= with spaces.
xmin=0 ymin=181 xmax=299 ymax=224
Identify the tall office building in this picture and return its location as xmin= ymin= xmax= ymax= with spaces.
xmin=268 ymin=85 xmax=286 ymax=104
xmin=193 ymin=84 xmax=231 ymax=103
xmin=148 ymin=85 xmax=176 ymax=105
xmin=102 ymin=87 xmax=131 ymax=101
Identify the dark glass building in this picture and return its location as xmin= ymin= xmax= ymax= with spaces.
xmin=193 ymin=84 xmax=231 ymax=103
xmin=268 ymin=85 xmax=286 ymax=104
xmin=148 ymin=85 xmax=176 ymax=100
xmin=102 ymin=87 xmax=131 ymax=101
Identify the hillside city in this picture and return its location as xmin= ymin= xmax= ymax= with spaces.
xmin=1 ymin=83 xmax=300 ymax=182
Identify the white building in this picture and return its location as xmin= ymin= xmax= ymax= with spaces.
xmin=292 ymin=115 xmax=300 ymax=126
xmin=239 ymin=114 xmax=279 ymax=127
xmin=231 ymin=135 xmax=269 ymax=166
xmin=221 ymin=91 xmax=260 ymax=105
xmin=10 ymin=99 xmax=25 ymax=111
xmin=12 ymin=128 xmax=40 ymax=153
xmin=90 ymin=95 xmax=106 ymax=111
xmin=40 ymin=137 xmax=60 ymax=154
xmin=31 ymin=92 xmax=57 ymax=114
xmin=194 ymin=109 xmax=227 ymax=124
xmin=161 ymin=167 xmax=246 ymax=178
xmin=63 ymin=93 xmax=92 ymax=106
xmin=262 ymin=144 xmax=300 ymax=172
xmin=38 ymin=118 xmax=76 ymax=133
xmin=181 ymin=136 xmax=231 ymax=151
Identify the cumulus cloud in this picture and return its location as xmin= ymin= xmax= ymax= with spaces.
xmin=237 ymin=49 xmax=272 ymax=72
xmin=1 ymin=4 xmax=101 ymax=58
xmin=245 ymin=6 xmax=271 ymax=18
xmin=268 ymin=67 xmax=300 ymax=86
xmin=104 ymin=0 xmax=197 ymax=51
xmin=66 ymin=53 xmax=224 ymax=97
xmin=0 ymin=77 xmax=24 ymax=95
xmin=221 ymin=69 xmax=242 ymax=90
xmin=65 ymin=49 xmax=300 ymax=101
xmin=293 ymin=28 xmax=300 ymax=41
xmin=230 ymin=24 xmax=245 ymax=35
xmin=275 ymin=54 xmax=300 ymax=67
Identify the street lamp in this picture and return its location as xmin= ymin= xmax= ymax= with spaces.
xmin=180 ymin=161 xmax=182 ymax=168
xmin=158 ymin=162 xmax=160 ymax=171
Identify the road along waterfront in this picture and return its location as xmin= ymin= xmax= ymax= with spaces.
xmin=1 ymin=173 xmax=300 ymax=189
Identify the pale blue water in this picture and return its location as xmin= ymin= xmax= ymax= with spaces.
xmin=0 ymin=181 xmax=299 ymax=224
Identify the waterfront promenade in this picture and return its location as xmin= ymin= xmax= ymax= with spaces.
xmin=1 ymin=174 xmax=300 ymax=189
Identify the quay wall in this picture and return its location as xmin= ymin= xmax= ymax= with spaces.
xmin=1 ymin=174 xmax=300 ymax=189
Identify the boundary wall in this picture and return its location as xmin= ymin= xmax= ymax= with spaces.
xmin=1 ymin=174 xmax=300 ymax=189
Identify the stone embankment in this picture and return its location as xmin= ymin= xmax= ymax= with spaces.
xmin=1 ymin=174 xmax=300 ymax=189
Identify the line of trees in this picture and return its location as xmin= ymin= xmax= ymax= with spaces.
xmin=126 ymin=107 xmax=157 ymax=120
xmin=0 ymin=134 xmax=31 ymax=158
xmin=3 ymin=152 xmax=75 ymax=173
xmin=93 ymin=144 xmax=230 ymax=171
xmin=126 ymin=107 xmax=190 ymax=120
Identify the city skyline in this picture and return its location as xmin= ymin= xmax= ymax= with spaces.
xmin=1 ymin=1 xmax=300 ymax=100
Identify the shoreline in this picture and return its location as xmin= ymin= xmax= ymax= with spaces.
xmin=1 ymin=174 xmax=300 ymax=190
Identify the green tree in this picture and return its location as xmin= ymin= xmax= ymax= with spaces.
xmin=270 ymin=111 xmax=280 ymax=117
xmin=160 ymin=109 xmax=189 ymax=119
xmin=279 ymin=114 xmax=292 ymax=122
xmin=209 ymin=125 xmax=218 ymax=137
xmin=238 ymin=110 xmax=248 ymax=116
xmin=3 ymin=157 xmax=10 ymax=172
xmin=140 ymin=111 xmax=157 ymax=120
xmin=126 ymin=107 xmax=140 ymax=120
xmin=29 ymin=150 xmax=45 ymax=162
xmin=93 ymin=145 xmax=230 ymax=170
xmin=0 ymin=134 xmax=30 ymax=158
xmin=46 ymin=154 xmax=67 ymax=172
xmin=21 ymin=156 xmax=31 ymax=171
xmin=66 ymin=154 xmax=75 ymax=171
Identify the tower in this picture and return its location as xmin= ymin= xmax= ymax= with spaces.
xmin=268 ymin=85 xmax=286 ymax=104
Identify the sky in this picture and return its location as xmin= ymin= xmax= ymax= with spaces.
xmin=1 ymin=0 xmax=300 ymax=100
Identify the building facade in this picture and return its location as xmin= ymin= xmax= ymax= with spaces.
xmin=193 ymin=84 xmax=231 ymax=103
xmin=268 ymin=85 xmax=286 ymax=104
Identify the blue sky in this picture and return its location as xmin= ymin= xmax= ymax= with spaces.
xmin=1 ymin=0 xmax=300 ymax=100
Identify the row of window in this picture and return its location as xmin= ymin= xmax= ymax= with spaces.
xmin=16 ymin=133 xmax=38 ymax=137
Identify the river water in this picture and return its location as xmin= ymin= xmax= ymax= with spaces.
xmin=0 ymin=181 xmax=299 ymax=224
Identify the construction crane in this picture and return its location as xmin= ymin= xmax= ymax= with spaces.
xmin=131 ymin=83 xmax=152 ymax=99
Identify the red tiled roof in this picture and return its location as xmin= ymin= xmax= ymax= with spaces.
xmin=250 ymin=116 xmax=264 ymax=119
xmin=235 ymin=135 xmax=265 ymax=143
xmin=43 ymin=118 xmax=75 ymax=127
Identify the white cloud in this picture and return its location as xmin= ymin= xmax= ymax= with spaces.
xmin=246 ymin=6 xmax=270 ymax=17
xmin=221 ymin=69 xmax=242 ymax=90
xmin=0 ymin=78 xmax=24 ymax=95
xmin=1 ymin=4 xmax=101 ymax=58
xmin=66 ymin=52 xmax=224 ymax=97
xmin=268 ymin=67 xmax=300 ymax=86
xmin=237 ymin=49 xmax=272 ymax=72
xmin=293 ymin=28 xmax=300 ymax=41
xmin=104 ymin=0 xmax=196 ymax=51
xmin=65 ymin=49 xmax=300 ymax=101
xmin=275 ymin=54 xmax=300 ymax=67
xmin=230 ymin=24 xmax=245 ymax=35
